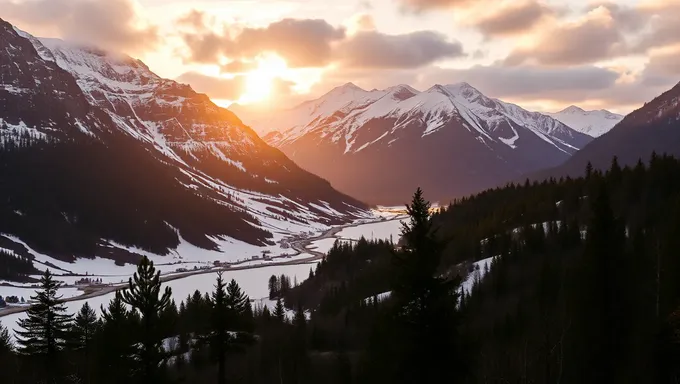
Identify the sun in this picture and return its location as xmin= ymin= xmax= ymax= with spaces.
xmin=238 ymin=55 xmax=289 ymax=104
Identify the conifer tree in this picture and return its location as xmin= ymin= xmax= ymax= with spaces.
xmin=0 ymin=323 xmax=12 ymax=352
xmin=0 ymin=324 xmax=15 ymax=380
xmin=367 ymin=188 xmax=463 ymax=383
xmin=572 ymin=185 xmax=628 ymax=383
xmin=274 ymin=298 xmax=287 ymax=323
xmin=120 ymin=256 xmax=172 ymax=383
xmin=268 ymin=275 xmax=278 ymax=299
xmin=71 ymin=302 xmax=98 ymax=383
xmin=99 ymin=293 xmax=134 ymax=384
xmin=15 ymin=269 xmax=73 ymax=381
xmin=208 ymin=272 xmax=231 ymax=384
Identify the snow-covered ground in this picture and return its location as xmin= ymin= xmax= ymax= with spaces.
xmin=0 ymin=262 xmax=317 ymax=334
xmin=336 ymin=218 xmax=406 ymax=242
xmin=0 ymin=214 xmax=407 ymax=335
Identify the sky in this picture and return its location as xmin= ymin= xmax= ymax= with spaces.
xmin=2 ymin=0 xmax=680 ymax=114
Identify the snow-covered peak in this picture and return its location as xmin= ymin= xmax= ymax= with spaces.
xmin=559 ymin=105 xmax=586 ymax=114
xmin=546 ymin=106 xmax=624 ymax=138
xmin=323 ymin=82 xmax=367 ymax=98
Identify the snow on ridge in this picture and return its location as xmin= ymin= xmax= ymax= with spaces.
xmin=546 ymin=107 xmax=624 ymax=138
xmin=265 ymin=80 xmax=588 ymax=155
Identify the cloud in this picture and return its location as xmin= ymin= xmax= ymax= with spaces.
xmin=334 ymin=30 xmax=464 ymax=69
xmin=397 ymin=0 xmax=474 ymax=11
xmin=640 ymin=47 xmax=680 ymax=87
xmin=181 ymin=18 xmax=346 ymax=68
xmin=176 ymin=72 xmax=246 ymax=100
xmin=180 ymin=15 xmax=464 ymax=70
xmin=472 ymin=1 xmax=554 ymax=37
xmin=504 ymin=6 xmax=628 ymax=66
xmin=221 ymin=60 xmax=258 ymax=74
xmin=421 ymin=64 xmax=620 ymax=99
xmin=1 ymin=0 xmax=158 ymax=54
xmin=351 ymin=13 xmax=376 ymax=32
xmin=633 ymin=2 xmax=680 ymax=52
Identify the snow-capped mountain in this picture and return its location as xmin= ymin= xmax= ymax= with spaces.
xmin=0 ymin=19 xmax=367 ymax=268
xmin=537 ymin=81 xmax=680 ymax=179
xmin=244 ymin=82 xmax=592 ymax=204
xmin=546 ymin=106 xmax=624 ymax=138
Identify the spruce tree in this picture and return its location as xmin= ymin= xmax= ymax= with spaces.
xmin=571 ymin=185 xmax=628 ymax=383
xmin=15 ymin=269 xmax=73 ymax=381
xmin=208 ymin=271 xmax=231 ymax=384
xmin=71 ymin=302 xmax=98 ymax=384
xmin=120 ymin=256 xmax=172 ymax=383
xmin=0 ymin=324 xmax=15 ymax=380
xmin=367 ymin=188 xmax=463 ymax=383
xmin=99 ymin=293 xmax=134 ymax=384
xmin=274 ymin=298 xmax=286 ymax=323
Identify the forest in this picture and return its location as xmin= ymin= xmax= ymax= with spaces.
xmin=3 ymin=153 xmax=680 ymax=383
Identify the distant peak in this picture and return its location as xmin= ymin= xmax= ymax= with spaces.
xmin=425 ymin=84 xmax=448 ymax=93
xmin=385 ymin=84 xmax=419 ymax=94
xmin=324 ymin=82 xmax=367 ymax=97
xmin=559 ymin=105 xmax=586 ymax=114
xmin=339 ymin=82 xmax=364 ymax=91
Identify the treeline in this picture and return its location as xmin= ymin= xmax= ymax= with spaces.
xmin=0 ymin=250 xmax=37 ymax=282
xmin=273 ymin=154 xmax=680 ymax=383
xmin=6 ymin=154 xmax=680 ymax=383
xmin=0 ymin=257 xmax=314 ymax=384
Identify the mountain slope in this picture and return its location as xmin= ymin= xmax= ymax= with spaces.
xmin=247 ymin=82 xmax=592 ymax=204
xmin=536 ymin=81 xmax=680 ymax=178
xmin=0 ymin=19 xmax=368 ymax=270
xmin=545 ymin=105 xmax=624 ymax=138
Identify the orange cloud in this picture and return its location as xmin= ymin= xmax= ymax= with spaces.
xmin=0 ymin=0 xmax=158 ymax=54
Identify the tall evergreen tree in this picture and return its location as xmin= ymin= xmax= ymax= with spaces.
xmin=120 ymin=256 xmax=172 ymax=383
xmin=274 ymin=298 xmax=286 ymax=323
xmin=365 ymin=188 xmax=463 ymax=383
xmin=71 ymin=302 xmax=98 ymax=384
xmin=571 ymin=185 xmax=628 ymax=383
xmin=208 ymin=271 xmax=231 ymax=384
xmin=15 ymin=269 xmax=73 ymax=381
xmin=98 ymin=293 xmax=134 ymax=384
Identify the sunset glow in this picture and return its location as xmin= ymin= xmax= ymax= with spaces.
xmin=238 ymin=55 xmax=289 ymax=104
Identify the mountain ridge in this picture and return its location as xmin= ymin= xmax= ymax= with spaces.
xmin=242 ymin=80 xmax=593 ymax=204
xmin=0 ymin=19 xmax=368 ymax=269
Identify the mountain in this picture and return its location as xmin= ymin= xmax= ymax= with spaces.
xmin=245 ymin=82 xmax=592 ymax=205
xmin=545 ymin=105 xmax=624 ymax=138
xmin=536 ymin=81 xmax=680 ymax=178
xmin=0 ymin=19 xmax=367 ymax=269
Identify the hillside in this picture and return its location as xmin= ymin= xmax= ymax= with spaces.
xmin=0 ymin=19 xmax=368 ymax=273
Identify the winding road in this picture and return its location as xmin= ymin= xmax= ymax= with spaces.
xmin=0 ymin=216 xmax=402 ymax=318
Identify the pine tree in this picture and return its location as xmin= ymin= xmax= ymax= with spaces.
xmin=367 ymin=188 xmax=463 ymax=383
xmin=274 ymin=298 xmax=286 ymax=323
xmin=0 ymin=324 xmax=15 ymax=380
xmin=120 ymin=256 xmax=172 ymax=383
xmin=208 ymin=271 xmax=231 ymax=384
xmin=0 ymin=323 xmax=12 ymax=353
xmin=291 ymin=304 xmax=309 ymax=382
xmin=268 ymin=275 xmax=278 ymax=299
xmin=572 ymin=185 xmax=628 ymax=383
xmin=71 ymin=302 xmax=98 ymax=384
xmin=99 ymin=293 xmax=134 ymax=384
xmin=15 ymin=269 xmax=73 ymax=381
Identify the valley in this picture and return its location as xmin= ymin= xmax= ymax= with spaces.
xmin=0 ymin=210 xmax=408 ymax=328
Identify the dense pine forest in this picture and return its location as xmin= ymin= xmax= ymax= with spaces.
xmin=3 ymin=153 xmax=680 ymax=383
